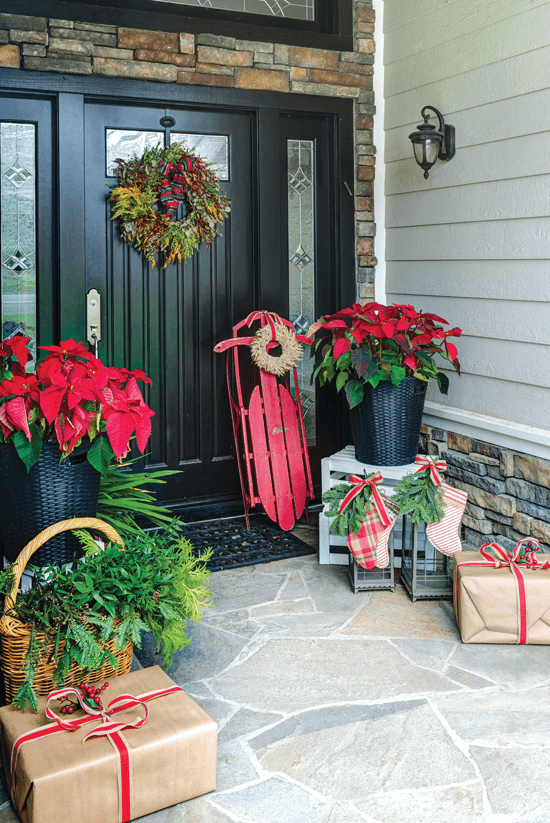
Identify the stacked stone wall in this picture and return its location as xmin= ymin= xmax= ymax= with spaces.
xmin=0 ymin=9 xmax=376 ymax=301
xmin=421 ymin=425 xmax=550 ymax=553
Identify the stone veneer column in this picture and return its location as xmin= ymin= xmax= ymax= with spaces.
xmin=0 ymin=4 xmax=377 ymax=303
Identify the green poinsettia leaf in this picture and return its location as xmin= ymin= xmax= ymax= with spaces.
xmin=436 ymin=370 xmax=450 ymax=395
xmin=345 ymin=379 xmax=364 ymax=409
xmin=87 ymin=436 xmax=116 ymax=475
xmin=13 ymin=426 xmax=42 ymax=472
xmin=390 ymin=365 xmax=407 ymax=386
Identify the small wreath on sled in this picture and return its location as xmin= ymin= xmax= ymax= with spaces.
xmin=108 ymin=143 xmax=231 ymax=268
xmin=250 ymin=323 xmax=303 ymax=376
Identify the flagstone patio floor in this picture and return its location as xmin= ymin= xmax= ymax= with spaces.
xmin=2 ymin=521 xmax=550 ymax=823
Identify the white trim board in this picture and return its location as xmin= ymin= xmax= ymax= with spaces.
xmin=373 ymin=0 xmax=385 ymax=303
xmin=423 ymin=401 xmax=550 ymax=460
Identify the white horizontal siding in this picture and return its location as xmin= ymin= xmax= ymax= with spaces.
xmin=386 ymin=176 xmax=550 ymax=228
xmin=425 ymin=372 xmax=550 ymax=431
xmin=387 ymin=295 xmax=550 ymax=346
xmin=386 ymin=261 xmax=550 ymax=301
xmin=382 ymin=0 xmax=550 ymax=437
xmin=385 ymin=4 xmax=550 ymax=85
xmin=384 ymin=45 xmax=550 ymax=133
xmin=383 ymin=0 xmax=550 ymax=52
xmin=386 ymin=217 xmax=550 ymax=261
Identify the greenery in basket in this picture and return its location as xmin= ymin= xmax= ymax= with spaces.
xmin=322 ymin=481 xmax=373 ymax=536
xmin=0 ymin=526 xmax=213 ymax=712
xmin=0 ymin=335 xmax=154 ymax=471
xmin=307 ymin=302 xmax=461 ymax=408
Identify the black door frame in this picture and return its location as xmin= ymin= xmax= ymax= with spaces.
xmin=0 ymin=68 xmax=356 ymax=503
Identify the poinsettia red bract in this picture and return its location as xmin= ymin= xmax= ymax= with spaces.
xmin=0 ymin=335 xmax=155 ymax=471
xmin=308 ymin=302 xmax=461 ymax=409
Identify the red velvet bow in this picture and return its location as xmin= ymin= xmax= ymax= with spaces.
xmin=339 ymin=473 xmax=391 ymax=528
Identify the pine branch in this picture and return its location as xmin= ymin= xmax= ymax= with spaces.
xmin=392 ymin=470 xmax=444 ymax=525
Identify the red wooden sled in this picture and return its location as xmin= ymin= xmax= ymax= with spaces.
xmin=214 ymin=310 xmax=315 ymax=531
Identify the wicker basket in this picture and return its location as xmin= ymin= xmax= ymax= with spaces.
xmin=349 ymin=376 xmax=428 ymax=466
xmin=0 ymin=518 xmax=133 ymax=703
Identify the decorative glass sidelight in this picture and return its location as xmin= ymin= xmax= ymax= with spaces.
xmin=170 ymin=132 xmax=229 ymax=180
xmin=106 ymin=129 xmax=163 ymax=176
xmin=287 ymin=138 xmax=315 ymax=444
xmin=1 ymin=123 xmax=37 ymax=366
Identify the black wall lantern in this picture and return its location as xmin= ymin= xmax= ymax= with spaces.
xmin=408 ymin=106 xmax=455 ymax=179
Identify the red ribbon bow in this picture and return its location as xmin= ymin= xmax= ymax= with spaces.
xmin=414 ymin=455 xmax=446 ymax=485
xmin=10 ymin=683 xmax=182 ymax=823
xmin=456 ymin=539 xmax=550 ymax=645
xmin=339 ymin=473 xmax=391 ymax=528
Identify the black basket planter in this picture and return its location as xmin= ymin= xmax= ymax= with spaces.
xmin=0 ymin=439 xmax=101 ymax=566
xmin=349 ymin=376 xmax=428 ymax=466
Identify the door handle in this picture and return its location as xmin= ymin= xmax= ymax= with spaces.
xmin=86 ymin=289 xmax=101 ymax=358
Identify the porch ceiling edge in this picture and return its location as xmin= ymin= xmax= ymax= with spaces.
xmin=423 ymin=401 xmax=550 ymax=462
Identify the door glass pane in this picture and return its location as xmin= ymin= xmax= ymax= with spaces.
xmin=152 ymin=0 xmax=314 ymax=22
xmin=106 ymin=129 xmax=163 ymax=176
xmin=170 ymin=132 xmax=229 ymax=180
xmin=288 ymin=138 xmax=315 ymax=444
xmin=1 ymin=122 xmax=36 ymax=366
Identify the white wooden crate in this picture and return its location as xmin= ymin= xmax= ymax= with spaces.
xmin=319 ymin=446 xmax=417 ymax=566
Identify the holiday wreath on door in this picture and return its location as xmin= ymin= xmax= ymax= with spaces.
xmin=108 ymin=143 xmax=231 ymax=268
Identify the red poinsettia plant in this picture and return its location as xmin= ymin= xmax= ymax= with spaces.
xmin=308 ymin=302 xmax=461 ymax=408
xmin=0 ymin=335 xmax=154 ymax=472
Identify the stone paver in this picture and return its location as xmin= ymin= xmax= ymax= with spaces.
xmin=208 ymin=568 xmax=287 ymax=613
xmin=214 ymin=637 xmax=461 ymax=711
xmin=253 ymin=701 xmax=476 ymax=802
xmin=254 ymin=612 xmax=352 ymax=637
xmin=449 ymin=644 xmax=550 ymax=689
xmin=204 ymin=608 xmax=262 ymax=639
xmin=213 ymin=777 xmax=330 ymax=823
xmin=471 ymin=746 xmax=550 ymax=817
xmin=435 ymin=687 xmax=550 ymax=745
xmin=216 ymin=740 xmax=258 ymax=791
xmin=391 ymin=637 xmax=456 ymax=671
xmin=218 ymin=707 xmax=284 ymax=745
xmin=343 ymin=585 xmax=460 ymax=639
xmin=357 ymin=785 xmax=486 ymax=822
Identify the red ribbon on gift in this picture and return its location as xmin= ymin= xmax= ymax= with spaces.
xmin=10 ymin=683 xmax=182 ymax=823
xmin=339 ymin=473 xmax=391 ymax=529
xmin=456 ymin=539 xmax=550 ymax=645
xmin=414 ymin=455 xmax=446 ymax=485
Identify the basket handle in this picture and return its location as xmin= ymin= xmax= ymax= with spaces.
xmin=2 ymin=518 xmax=124 ymax=615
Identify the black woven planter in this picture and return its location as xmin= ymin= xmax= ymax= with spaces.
xmin=0 ymin=440 xmax=101 ymax=566
xmin=349 ymin=376 xmax=428 ymax=466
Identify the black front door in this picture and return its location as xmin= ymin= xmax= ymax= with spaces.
xmin=82 ymin=97 xmax=350 ymax=508
xmin=84 ymin=101 xmax=254 ymax=505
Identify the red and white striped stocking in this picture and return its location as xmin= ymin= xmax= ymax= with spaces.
xmin=425 ymin=483 xmax=468 ymax=556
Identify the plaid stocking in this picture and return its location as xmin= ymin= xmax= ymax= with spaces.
xmin=348 ymin=496 xmax=399 ymax=570
xmin=426 ymin=483 xmax=468 ymax=556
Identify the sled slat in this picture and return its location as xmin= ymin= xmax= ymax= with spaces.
xmin=248 ymin=386 xmax=277 ymax=522
xmin=260 ymin=370 xmax=295 ymax=531
xmin=279 ymin=385 xmax=307 ymax=521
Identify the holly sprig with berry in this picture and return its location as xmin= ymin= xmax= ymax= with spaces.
xmin=0 ymin=524 xmax=214 ymax=712
xmin=58 ymin=681 xmax=110 ymax=716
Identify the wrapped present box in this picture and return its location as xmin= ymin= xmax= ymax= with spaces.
xmin=453 ymin=541 xmax=550 ymax=644
xmin=0 ymin=666 xmax=217 ymax=823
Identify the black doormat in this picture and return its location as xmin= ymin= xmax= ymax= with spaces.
xmin=181 ymin=515 xmax=315 ymax=572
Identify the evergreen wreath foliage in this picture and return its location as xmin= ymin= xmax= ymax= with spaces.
xmin=322 ymin=480 xmax=373 ymax=536
xmin=392 ymin=469 xmax=444 ymax=525
xmin=0 ymin=526 xmax=213 ymax=712
xmin=108 ymin=143 xmax=231 ymax=268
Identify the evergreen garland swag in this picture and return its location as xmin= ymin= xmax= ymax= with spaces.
xmin=322 ymin=480 xmax=374 ymax=536
xmin=108 ymin=143 xmax=231 ymax=268
xmin=391 ymin=470 xmax=445 ymax=526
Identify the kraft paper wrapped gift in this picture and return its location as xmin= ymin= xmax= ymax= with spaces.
xmin=0 ymin=666 xmax=217 ymax=823
xmin=453 ymin=541 xmax=550 ymax=644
